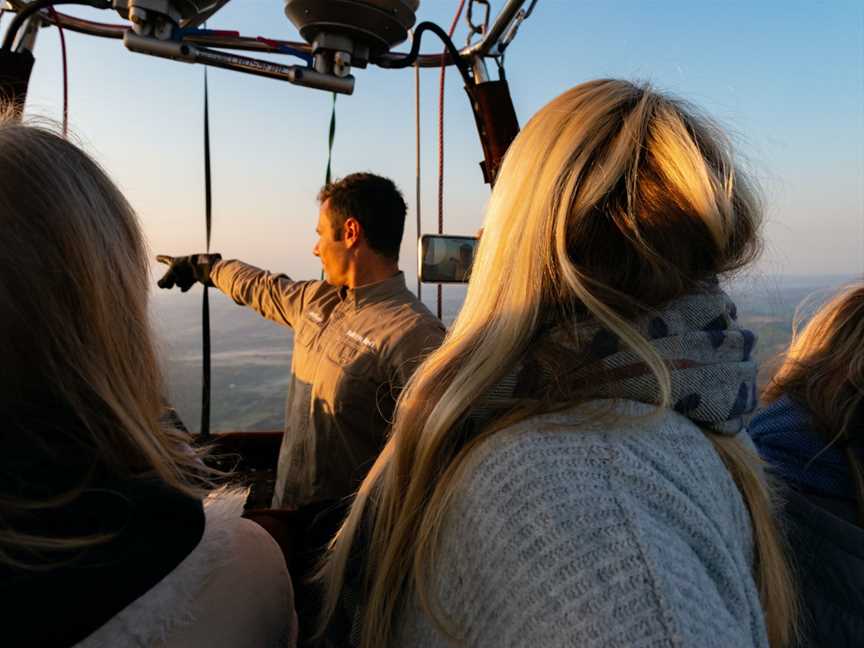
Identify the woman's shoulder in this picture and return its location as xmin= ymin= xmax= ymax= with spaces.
xmin=410 ymin=400 xmax=765 ymax=647
xmin=456 ymin=400 xmax=752 ymax=554
xmin=77 ymin=489 xmax=295 ymax=648
xmin=461 ymin=399 xmax=719 ymax=489
xmin=158 ymin=507 xmax=296 ymax=648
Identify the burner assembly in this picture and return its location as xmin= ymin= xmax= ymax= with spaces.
xmin=284 ymin=0 xmax=420 ymax=78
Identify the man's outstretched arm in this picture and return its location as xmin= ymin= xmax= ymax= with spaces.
xmin=157 ymin=255 xmax=310 ymax=329
xmin=210 ymin=260 xmax=311 ymax=329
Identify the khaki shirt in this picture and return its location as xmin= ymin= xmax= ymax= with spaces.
xmin=211 ymin=260 xmax=445 ymax=508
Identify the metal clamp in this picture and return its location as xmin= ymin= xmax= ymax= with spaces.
xmin=465 ymin=0 xmax=490 ymax=47
xmin=462 ymin=0 xmax=528 ymax=58
xmin=497 ymin=0 xmax=539 ymax=56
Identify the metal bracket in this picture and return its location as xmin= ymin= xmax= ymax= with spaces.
xmin=123 ymin=31 xmax=355 ymax=94
xmin=10 ymin=12 xmax=41 ymax=53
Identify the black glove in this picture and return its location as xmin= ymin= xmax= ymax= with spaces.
xmin=156 ymin=253 xmax=222 ymax=292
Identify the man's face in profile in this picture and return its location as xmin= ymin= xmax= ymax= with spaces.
xmin=313 ymin=200 xmax=349 ymax=286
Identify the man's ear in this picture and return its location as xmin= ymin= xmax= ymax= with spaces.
xmin=343 ymin=217 xmax=362 ymax=249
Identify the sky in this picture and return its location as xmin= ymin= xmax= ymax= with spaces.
xmin=13 ymin=0 xmax=864 ymax=283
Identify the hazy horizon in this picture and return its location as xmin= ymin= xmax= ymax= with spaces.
xmin=154 ymin=272 xmax=860 ymax=434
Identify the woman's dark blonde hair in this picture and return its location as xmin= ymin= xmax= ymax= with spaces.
xmin=764 ymin=282 xmax=864 ymax=521
xmin=319 ymin=79 xmax=797 ymax=647
xmin=0 ymin=108 xmax=209 ymax=565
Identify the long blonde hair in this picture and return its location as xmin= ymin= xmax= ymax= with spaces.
xmin=764 ymin=282 xmax=864 ymax=520
xmin=0 ymin=109 xmax=210 ymax=565
xmin=320 ymin=80 xmax=796 ymax=647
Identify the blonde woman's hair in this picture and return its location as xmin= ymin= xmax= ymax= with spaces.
xmin=764 ymin=282 xmax=864 ymax=521
xmin=319 ymin=80 xmax=797 ymax=647
xmin=0 ymin=108 xmax=211 ymax=566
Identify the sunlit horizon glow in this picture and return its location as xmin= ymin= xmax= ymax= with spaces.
xmin=16 ymin=1 xmax=864 ymax=283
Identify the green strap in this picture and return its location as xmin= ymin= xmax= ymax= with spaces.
xmin=325 ymin=91 xmax=337 ymax=185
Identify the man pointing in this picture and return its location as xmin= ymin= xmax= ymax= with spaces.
xmin=158 ymin=173 xmax=444 ymax=511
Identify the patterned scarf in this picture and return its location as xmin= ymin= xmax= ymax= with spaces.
xmin=324 ymin=286 xmax=757 ymax=647
xmin=477 ymin=286 xmax=758 ymax=436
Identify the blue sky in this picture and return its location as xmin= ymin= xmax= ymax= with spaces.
xmin=14 ymin=0 xmax=864 ymax=280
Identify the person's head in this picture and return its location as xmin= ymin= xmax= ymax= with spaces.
xmin=764 ymin=283 xmax=864 ymax=514
xmin=0 ymin=109 xmax=206 ymax=564
xmin=314 ymin=172 xmax=406 ymax=286
xmin=319 ymin=80 xmax=795 ymax=647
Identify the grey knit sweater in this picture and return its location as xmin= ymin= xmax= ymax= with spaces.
xmin=395 ymin=400 xmax=769 ymax=647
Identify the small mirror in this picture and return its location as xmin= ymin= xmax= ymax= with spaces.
xmin=418 ymin=234 xmax=478 ymax=283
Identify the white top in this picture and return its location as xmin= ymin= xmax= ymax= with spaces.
xmin=76 ymin=490 xmax=296 ymax=648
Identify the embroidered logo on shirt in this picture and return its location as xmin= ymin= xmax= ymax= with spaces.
xmin=307 ymin=310 xmax=324 ymax=324
xmin=346 ymin=329 xmax=377 ymax=351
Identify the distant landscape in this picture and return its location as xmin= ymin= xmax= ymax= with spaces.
xmin=152 ymin=275 xmax=860 ymax=434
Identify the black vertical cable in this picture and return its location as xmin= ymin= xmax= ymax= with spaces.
xmin=321 ymin=92 xmax=336 ymax=281
xmin=201 ymin=66 xmax=212 ymax=438
xmin=325 ymin=92 xmax=337 ymax=185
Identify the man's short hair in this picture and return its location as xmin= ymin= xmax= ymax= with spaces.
xmin=318 ymin=173 xmax=406 ymax=261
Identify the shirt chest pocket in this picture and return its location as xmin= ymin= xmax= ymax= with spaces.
xmin=296 ymin=318 xmax=322 ymax=348
xmin=326 ymin=339 xmax=377 ymax=378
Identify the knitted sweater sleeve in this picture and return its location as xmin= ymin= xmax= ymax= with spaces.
xmin=397 ymin=416 xmax=767 ymax=648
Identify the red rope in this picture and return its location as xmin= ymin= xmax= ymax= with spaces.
xmin=48 ymin=7 xmax=68 ymax=137
xmin=438 ymin=0 xmax=465 ymax=233
xmin=437 ymin=0 xmax=466 ymax=319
